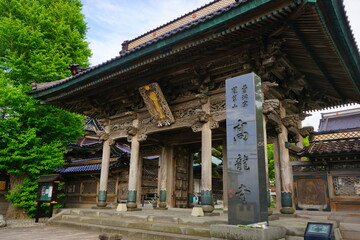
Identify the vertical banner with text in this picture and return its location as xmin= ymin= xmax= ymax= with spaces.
xmin=226 ymin=73 xmax=268 ymax=225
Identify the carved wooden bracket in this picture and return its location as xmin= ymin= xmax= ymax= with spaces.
xmin=263 ymin=99 xmax=282 ymax=134
xmin=126 ymin=126 xmax=138 ymax=136
xmin=261 ymin=81 xmax=279 ymax=95
xmin=282 ymin=115 xmax=299 ymax=128
xmin=281 ymin=99 xmax=299 ymax=110
xmin=191 ymin=64 xmax=214 ymax=93
xmin=96 ymin=131 xmax=110 ymax=141
xmin=125 ymin=111 xmax=138 ymax=120
xmin=108 ymin=138 xmax=115 ymax=146
xmin=96 ymin=131 xmax=115 ymax=145
xmin=191 ymin=122 xmax=202 ymax=132
xmin=191 ymin=117 xmax=219 ymax=132
xmin=282 ymin=115 xmax=301 ymax=142
xmin=299 ymin=126 xmax=314 ymax=138
xmin=195 ymin=94 xmax=209 ymax=105
xmin=263 ymin=99 xmax=280 ymax=115
xmin=137 ymin=134 xmax=148 ymax=142
xmin=127 ymin=133 xmax=147 ymax=142
xmin=195 ymin=109 xmax=210 ymax=123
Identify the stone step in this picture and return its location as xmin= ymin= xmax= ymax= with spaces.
xmin=59 ymin=209 xmax=226 ymax=227
xmin=270 ymin=217 xmax=339 ymax=237
xmin=341 ymin=231 xmax=360 ymax=240
xmin=329 ymin=215 xmax=360 ymax=224
xmin=52 ymin=220 xmax=213 ymax=240
xmin=339 ymin=222 xmax=360 ymax=240
xmin=58 ymin=214 xmax=211 ymax=237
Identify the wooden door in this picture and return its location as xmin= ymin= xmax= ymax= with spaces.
xmin=174 ymin=146 xmax=190 ymax=208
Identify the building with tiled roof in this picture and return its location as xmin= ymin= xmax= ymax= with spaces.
xmin=27 ymin=0 xmax=360 ymax=215
xmin=294 ymin=108 xmax=360 ymax=212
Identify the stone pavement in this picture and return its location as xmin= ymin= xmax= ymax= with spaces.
xmin=0 ymin=218 xmax=133 ymax=240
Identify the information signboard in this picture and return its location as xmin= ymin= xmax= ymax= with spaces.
xmin=226 ymin=73 xmax=268 ymax=225
xmin=39 ymin=183 xmax=53 ymax=201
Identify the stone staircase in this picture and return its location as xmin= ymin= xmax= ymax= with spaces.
xmin=295 ymin=211 xmax=360 ymax=240
xmin=48 ymin=209 xmax=226 ymax=240
xmin=329 ymin=213 xmax=360 ymax=240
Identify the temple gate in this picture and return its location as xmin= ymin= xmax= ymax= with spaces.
xmin=29 ymin=0 xmax=360 ymax=218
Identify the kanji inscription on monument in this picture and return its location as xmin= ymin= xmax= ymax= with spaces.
xmin=226 ymin=73 xmax=268 ymax=225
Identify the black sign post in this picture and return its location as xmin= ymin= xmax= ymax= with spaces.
xmin=35 ymin=174 xmax=60 ymax=223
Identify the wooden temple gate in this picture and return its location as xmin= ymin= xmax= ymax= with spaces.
xmin=29 ymin=0 xmax=360 ymax=214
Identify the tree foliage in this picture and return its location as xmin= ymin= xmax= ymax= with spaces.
xmin=0 ymin=0 xmax=91 ymax=217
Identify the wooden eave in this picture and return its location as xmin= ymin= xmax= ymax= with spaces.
xmin=28 ymin=0 xmax=360 ymax=115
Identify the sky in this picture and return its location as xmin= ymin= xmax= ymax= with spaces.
xmin=81 ymin=0 xmax=360 ymax=130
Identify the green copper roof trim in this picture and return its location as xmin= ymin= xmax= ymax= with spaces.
xmin=42 ymin=6 xmax=296 ymax=103
xmin=306 ymin=0 xmax=360 ymax=95
xmin=327 ymin=0 xmax=360 ymax=78
xmin=30 ymin=0 xmax=299 ymax=101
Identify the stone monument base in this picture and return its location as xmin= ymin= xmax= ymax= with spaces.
xmin=210 ymin=224 xmax=286 ymax=240
xmin=204 ymin=212 xmax=221 ymax=216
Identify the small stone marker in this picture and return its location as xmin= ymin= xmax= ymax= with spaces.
xmin=0 ymin=214 xmax=7 ymax=227
xmin=99 ymin=233 xmax=122 ymax=240
xmin=191 ymin=206 xmax=204 ymax=217
xmin=116 ymin=203 xmax=127 ymax=212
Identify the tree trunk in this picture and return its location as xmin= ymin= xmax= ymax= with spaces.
xmin=5 ymin=174 xmax=29 ymax=219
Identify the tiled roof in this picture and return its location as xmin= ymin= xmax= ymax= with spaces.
xmin=28 ymin=0 xmax=246 ymax=94
xmin=56 ymin=161 xmax=121 ymax=173
xmin=301 ymin=137 xmax=360 ymax=157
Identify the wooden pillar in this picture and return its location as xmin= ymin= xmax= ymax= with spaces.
xmin=200 ymin=97 xmax=214 ymax=214
xmin=263 ymin=114 xmax=272 ymax=215
xmin=278 ymin=104 xmax=295 ymax=214
xmin=97 ymin=125 xmax=112 ymax=207
xmin=222 ymin=139 xmax=228 ymax=212
xmin=158 ymin=146 xmax=170 ymax=209
xmin=136 ymin=154 xmax=143 ymax=206
xmin=188 ymin=153 xmax=194 ymax=207
xmin=296 ymin=120 xmax=304 ymax=149
xmin=273 ymin=139 xmax=282 ymax=211
xmin=126 ymin=118 xmax=141 ymax=211
xmin=165 ymin=146 xmax=175 ymax=207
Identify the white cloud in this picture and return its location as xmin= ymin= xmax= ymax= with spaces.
xmin=82 ymin=0 xmax=211 ymax=65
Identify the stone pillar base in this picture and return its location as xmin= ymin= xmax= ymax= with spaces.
xmin=280 ymin=207 xmax=295 ymax=214
xmin=156 ymin=202 xmax=168 ymax=210
xmin=201 ymin=204 xmax=215 ymax=216
xmin=126 ymin=202 xmax=141 ymax=211
xmin=96 ymin=201 xmax=107 ymax=208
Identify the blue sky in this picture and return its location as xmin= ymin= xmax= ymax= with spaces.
xmin=82 ymin=0 xmax=209 ymax=65
xmin=81 ymin=0 xmax=360 ymax=129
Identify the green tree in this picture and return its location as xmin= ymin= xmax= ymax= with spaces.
xmin=0 ymin=0 xmax=91 ymax=218
xmin=267 ymin=144 xmax=275 ymax=181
